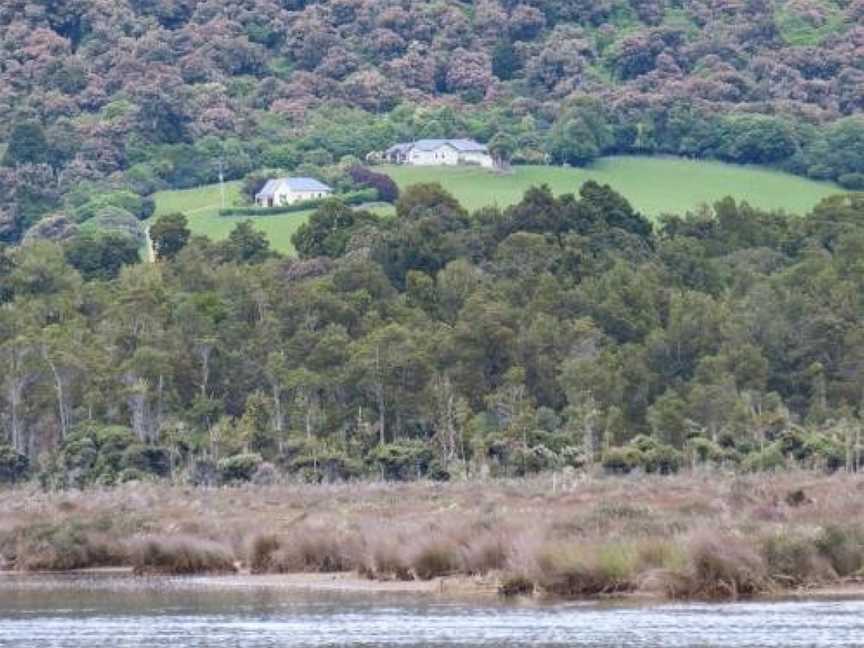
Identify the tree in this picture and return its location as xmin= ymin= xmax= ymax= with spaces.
xmin=488 ymin=132 xmax=517 ymax=171
xmin=349 ymin=166 xmax=399 ymax=203
xmin=150 ymin=212 xmax=191 ymax=261
xmin=2 ymin=122 xmax=50 ymax=167
xmin=221 ymin=221 xmax=271 ymax=264
xmin=491 ymin=40 xmax=520 ymax=80
xmin=546 ymin=101 xmax=614 ymax=167
xmin=64 ymin=233 xmax=140 ymax=281
xmin=292 ymin=200 xmax=366 ymax=259
xmin=395 ymin=184 xmax=467 ymax=220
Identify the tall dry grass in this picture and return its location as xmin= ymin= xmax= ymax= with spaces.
xmin=1 ymin=471 xmax=863 ymax=599
xmin=130 ymin=535 xmax=237 ymax=575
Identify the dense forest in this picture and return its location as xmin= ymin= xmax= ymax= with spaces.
xmin=1 ymin=0 xmax=863 ymax=488
xmin=1 ymin=180 xmax=864 ymax=486
xmin=1 ymin=0 xmax=864 ymax=244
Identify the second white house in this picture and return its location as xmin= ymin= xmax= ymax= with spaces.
xmin=255 ymin=177 xmax=334 ymax=207
xmin=385 ymin=139 xmax=494 ymax=168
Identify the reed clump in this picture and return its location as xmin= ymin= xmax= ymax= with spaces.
xmin=409 ymin=538 xmax=462 ymax=580
xmin=3 ymin=472 xmax=864 ymax=600
xmin=249 ymin=526 xmax=356 ymax=574
xmin=130 ymin=535 xmax=237 ymax=575
xmin=14 ymin=520 xmax=128 ymax=571
xmin=760 ymin=529 xmax=834 ymax=586
xmin=682 ymin=532 xmax=769 ymax=599
xmin=814 ymin=524 xmax=864 ymax=577
xmin=529 ymin=542 xmax=639 ymax=597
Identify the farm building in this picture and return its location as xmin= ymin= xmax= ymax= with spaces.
xmin=255 ymin=177 xmax=334 ymax=207
xmin=384 ymin=139 xmax=494 ymax=168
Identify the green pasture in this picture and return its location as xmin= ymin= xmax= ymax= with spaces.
xmin=152 ymin=156 xmax=843 ymax=254
xmin=381 ymin=156 xmax=842 ymax=216
xmin=151 ymin=180 xmax=313 ymax=253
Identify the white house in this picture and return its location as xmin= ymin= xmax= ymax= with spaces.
xmin=384 ymin=139 xmax=494 ymax=168
xmin=255 ymin=177 xmax=334 ymax=207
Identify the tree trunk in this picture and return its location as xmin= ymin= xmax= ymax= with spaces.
xmin=155 ymin=374 xmax=164 ymax=443
xmin=272 ymin=384 xmax=283 ymax=436
xmin=43 ymin=352 xmax=69 ymax=442
xmin=125 ymin=374 xmax=151 ymax=443
xmin=5 ymin=345 xmax=31 ymax=455
xmin=375 ymin=345 xmax=385 ymax=445
xmin=8 ymin=381 xmax=23 ymax=455
xmin=197 ymin=344 xmax=212 ymax=398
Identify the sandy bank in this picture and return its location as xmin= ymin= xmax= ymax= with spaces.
xmin=4 ymin=568 xmax=864 ymax=605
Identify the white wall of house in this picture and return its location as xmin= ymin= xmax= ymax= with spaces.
xmin=409 ymin=145 xmax=460 ymax=166
xmin=264 ymin=186 xmax=331 ymax=206
xmin=460 ymin=151 xmax=494 ymax=168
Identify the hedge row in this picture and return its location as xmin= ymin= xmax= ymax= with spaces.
xmin=219 ymin=189 xmax=378 ymax=217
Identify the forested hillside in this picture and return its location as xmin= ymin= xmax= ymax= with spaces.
xmin=1 ymin=0 xmax=864 ymax=488
xmin=1 ymin=0 xmax=864 ymax=244
xmin=2 ymin=183 xmax=864 ymax=487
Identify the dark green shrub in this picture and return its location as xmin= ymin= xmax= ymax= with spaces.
xmin=601 ymin=447 xmax=643 ymax=475
xmin=629 ymin=434 xmax=660 ymax=453
xmin=218 ymin=453 xmax=262 ymax=483
xmin=425 ymin=459 xmax=451 ymax=482
xmin=284 ymin=439 xmax=364 ymax=482
xmin=777 ymin=430 xmax=807 ymax=459
xmin=118 ymin=468 xmax=149 ymax=483
xmin=60 ymin=436 xmax=99 ymax=486
xmin=509 ymin=444 xmax=561 ymax=476
xmin=838 ymin=173 xmax=864 ymax=191
xmin=368 ymin=440 xmax=434 ymax=481
xmin=800 ymin=434 xmax=844 ymax=472
xmin=741 ymin=444 xmax=786 ymax=472
xmin=122 ymin=445 xmax=171 ymax=478
xmin=0 ymin=444 xmax=29 ymax=484
xmin=57 ymin=425 xmax=139 ymax=487
xmin=643 ymin=444 xmax=683 ymax=475
xmin=688 ymin=437 xmax=726 ymax=463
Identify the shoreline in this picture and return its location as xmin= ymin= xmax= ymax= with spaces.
xmin=4 ymin=474 xmax=864 ymax=607
xmin=4 ymin=567 xmax=864 ymax=606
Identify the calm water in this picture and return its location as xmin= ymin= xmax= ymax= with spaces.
xmin=0 ymin=574 xmax=862 ymax=647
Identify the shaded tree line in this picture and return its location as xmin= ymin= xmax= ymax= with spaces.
xmin=2 ymin=181 xmax=864 ymax=486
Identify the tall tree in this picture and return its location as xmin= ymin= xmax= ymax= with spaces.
xmin=2 ymin=122 xmax=50 ymax=167
xmin=150 ymin=212 xmax=191 ymax=261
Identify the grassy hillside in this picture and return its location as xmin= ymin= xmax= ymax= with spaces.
xmin=152 ymin=157 xmax=843 ymax=254
xmin=151 ymin=181 xmax=314 ymax=254
xmin=382 ymin=156 xmax=843 ymax=216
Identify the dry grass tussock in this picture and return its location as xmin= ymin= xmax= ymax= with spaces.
xmin=131 ymin=535 xmax=237 ymax=575
xmin=1 ymin=471 xmax=864 ymax=598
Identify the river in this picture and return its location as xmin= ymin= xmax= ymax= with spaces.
xmin=0 ymin=573 xmax=862 ymax=647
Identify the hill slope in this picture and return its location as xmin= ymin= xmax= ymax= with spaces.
xmin=1 ymin=0 xmax=862 ymax=244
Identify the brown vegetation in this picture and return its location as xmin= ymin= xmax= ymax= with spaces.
xmin=2 ymin=471 xmax=864 ymax=600
xmin=130 ymin=535 xmax=237 ymax=576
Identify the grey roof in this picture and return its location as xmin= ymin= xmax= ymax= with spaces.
xmin=386 ymin=143 xmax=414 ymax=155
xmin=413 ymin=139 xmax=488 ymax=153
xmin=284 ymin=177 xmax=333 ymax=192
xmin=256 ymin=179 xmax=281 ymax=200
xmin=256 ymin=177 xmax=333 ymax=199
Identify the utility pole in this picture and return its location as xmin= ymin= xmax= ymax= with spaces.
xmin=218 ymin=156 xmax=226 ymax=209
